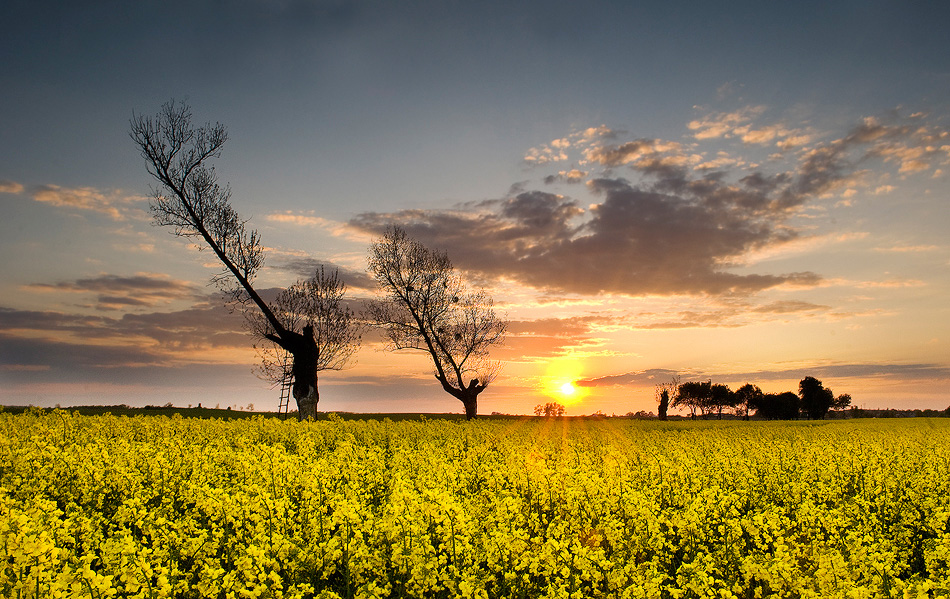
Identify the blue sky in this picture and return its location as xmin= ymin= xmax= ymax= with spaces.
xmin=2 ymin=0 xmax=950 ymax=414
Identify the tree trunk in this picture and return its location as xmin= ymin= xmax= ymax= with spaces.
xmin=295 ymin=384 xmax=318 ymax=421
xmin=280 ymin=327 xmax=319 ymax=421
xmin=462 ymin=395 xmax=478 ymax=420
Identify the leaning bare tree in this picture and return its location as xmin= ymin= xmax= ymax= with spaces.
xmin=367 ymin=226 xmax=506 ymax=419
xmin=130 ymin=100 xmax=359 ymax=419
xmin=248 ymin=265 xmax=361 ymax=405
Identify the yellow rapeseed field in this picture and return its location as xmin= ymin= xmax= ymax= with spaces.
xmin=1 ymin=410 xmax=948 ymax=598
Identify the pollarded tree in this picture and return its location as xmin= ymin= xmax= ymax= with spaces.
xmin=247 ymin=265 xmax=362 ymax=408
xmin=130 ymin=101 xmax=359 ymax=420
xmin=367 ymin=226 xmax=507 ymax=420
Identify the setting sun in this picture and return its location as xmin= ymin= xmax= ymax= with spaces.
xmin=541 ymin=358 xmax=591 ymax=405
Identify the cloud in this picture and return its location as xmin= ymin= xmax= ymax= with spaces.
xmin=351 ymin=177 xmax=818 ymax=296
xmin=584 ymin=139 xmax=687 ymax=168
xmin=544 ymin=169 xmax=589 ymax=185
xmin=265 ymin=211 xmax=334 ymax=227
xmin=351 ymin=109 xmax=948 ymax=298
xmin=724 ymin=363 xmax=950 ymax=383
xmin=0 ymin=180 xmax=24 ymax=194
xmin=0 ymin=298 xmax=250 ymax=372
xmin=577 ymin=363 xmax=950 ymax=388
xmin=751 ymin=300 xmax=829 ymax=314
xmin=874 ymin=244 xmax=942 ymax=253
xmin=25 ymin=273 xmax=200 ymax=311
xmin=687 ymin=106 xmax=765 ymax=140
xmin=275 ymin=257 xmax=377 ymax=290
xmin=29 ymin=184 xmax=146 ymax=221
xmin=577 ymin=368 xmax=682 ymax=388
xmin=524 ymin=141 xmax=570 ymax=164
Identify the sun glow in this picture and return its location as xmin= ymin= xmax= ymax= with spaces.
xmin=541 ymin=358 xmax=590 ymax=404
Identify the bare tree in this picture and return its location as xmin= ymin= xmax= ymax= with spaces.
xmin=367 ymin=227 xmax=506 ymax=419
xmin=130 ymin=100 xmax=358 ymax=420
xmin=248 ymin=265 xmax=362 ymax=406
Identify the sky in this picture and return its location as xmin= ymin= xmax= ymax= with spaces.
xmin=2 ymin=0 xmax=950 ymax=415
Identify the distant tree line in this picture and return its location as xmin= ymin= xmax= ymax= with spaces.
xmin=534 ymin=402 xmax=566 ymax=417
xmin=656 ymin=376 xmax=852 ymax=420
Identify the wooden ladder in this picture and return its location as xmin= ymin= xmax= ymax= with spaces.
xmin=278 ymin=374 xmax=293 ymax=419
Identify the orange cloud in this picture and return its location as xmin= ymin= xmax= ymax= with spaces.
xmin=30 ymin=185 xmax=145 ymax=220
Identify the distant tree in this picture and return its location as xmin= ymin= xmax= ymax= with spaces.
xmin=799 ymin=376 xmax=835 ymax=420
xmin=367 ymin=227 xmax=507 ymax=420
xmin=734 ymin=383 xmax=763 ymax=421
xmin=751 ymin=391 xmax=800 ymax=420
xmin=247 ymin=265 xmax=362 ymax=404
xmin=130 ymin=101 xmax=360 ymax=420
xmin=627 ymin=410 xmax=654 ymax=419
xmin=707 ymin=383 xmax=737 ymax=420
xmin=534 ymin=402 xmax=566 ymax=417
xmin=655 ymin=375 xmax=680 ymax=421
xmin=674 ymin=380 xmax=712 ymax=420
xmin=832 ymin=393 xmax=852 ymax=411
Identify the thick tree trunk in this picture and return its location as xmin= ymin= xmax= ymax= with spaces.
xmin=292 ymin=365 xmax=319 ymax=421
xmin=462 ymin=395 xmax=478 ymax=420
xmin=295 ymin=385 xmax=318 ymax=421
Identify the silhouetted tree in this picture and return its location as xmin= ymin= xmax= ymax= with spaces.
xmin=534 ymin=402 xmax=566 ymax=417
xmin=751 ymin=391 xmax=800 ymax=420
xmin=734 ymin=383 xmax=763 ymax=421
xmin=832 ymin=393 xmax=852 ymax=411
xmin=247 ymin=265 xmax=362 ymax=405
xmin=655 ymin=375 xmax=680 ymax=421
xmin=799 ymin=376 xmax=835 ymax=420
xmin=130 ymin=101 xmax=360 ymax=420
xmin=367 ymin=227 xmax=507 ymax=420
xmin=674 ymin=380 xmax=711 ymax=420
xmin=707 ymin=383 xmax=736 ymax=420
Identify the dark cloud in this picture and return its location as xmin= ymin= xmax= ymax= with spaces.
xmin=0 ymin=301 xmax=248 ymax=372
xmin=577 ymin=369 xmax=682 ymax=388
xmin=724 ymin=363 xmax=950 ymax=383
xmin=351 ymin=179 xmax=817 ymax=296
xmin=27 ymin=273 xmax=200 ymax=311
xmin=577 ymin=363 xmax=950 ymax=389
xmin=351 ymin=111 xmax=945 ymax=297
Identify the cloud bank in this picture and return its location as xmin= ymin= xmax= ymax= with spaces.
xmin=350 ymin=109 xmax=947 ymax=297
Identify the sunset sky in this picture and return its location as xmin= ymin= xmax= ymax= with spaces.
xmin=2 ymin=0 xmax=950 ymax=415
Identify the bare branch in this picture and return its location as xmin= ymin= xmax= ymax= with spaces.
xmin=130 ymin=100 xmax=282 ymax=334
xmin=250 ymin=266 xmax=363 ymax=384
